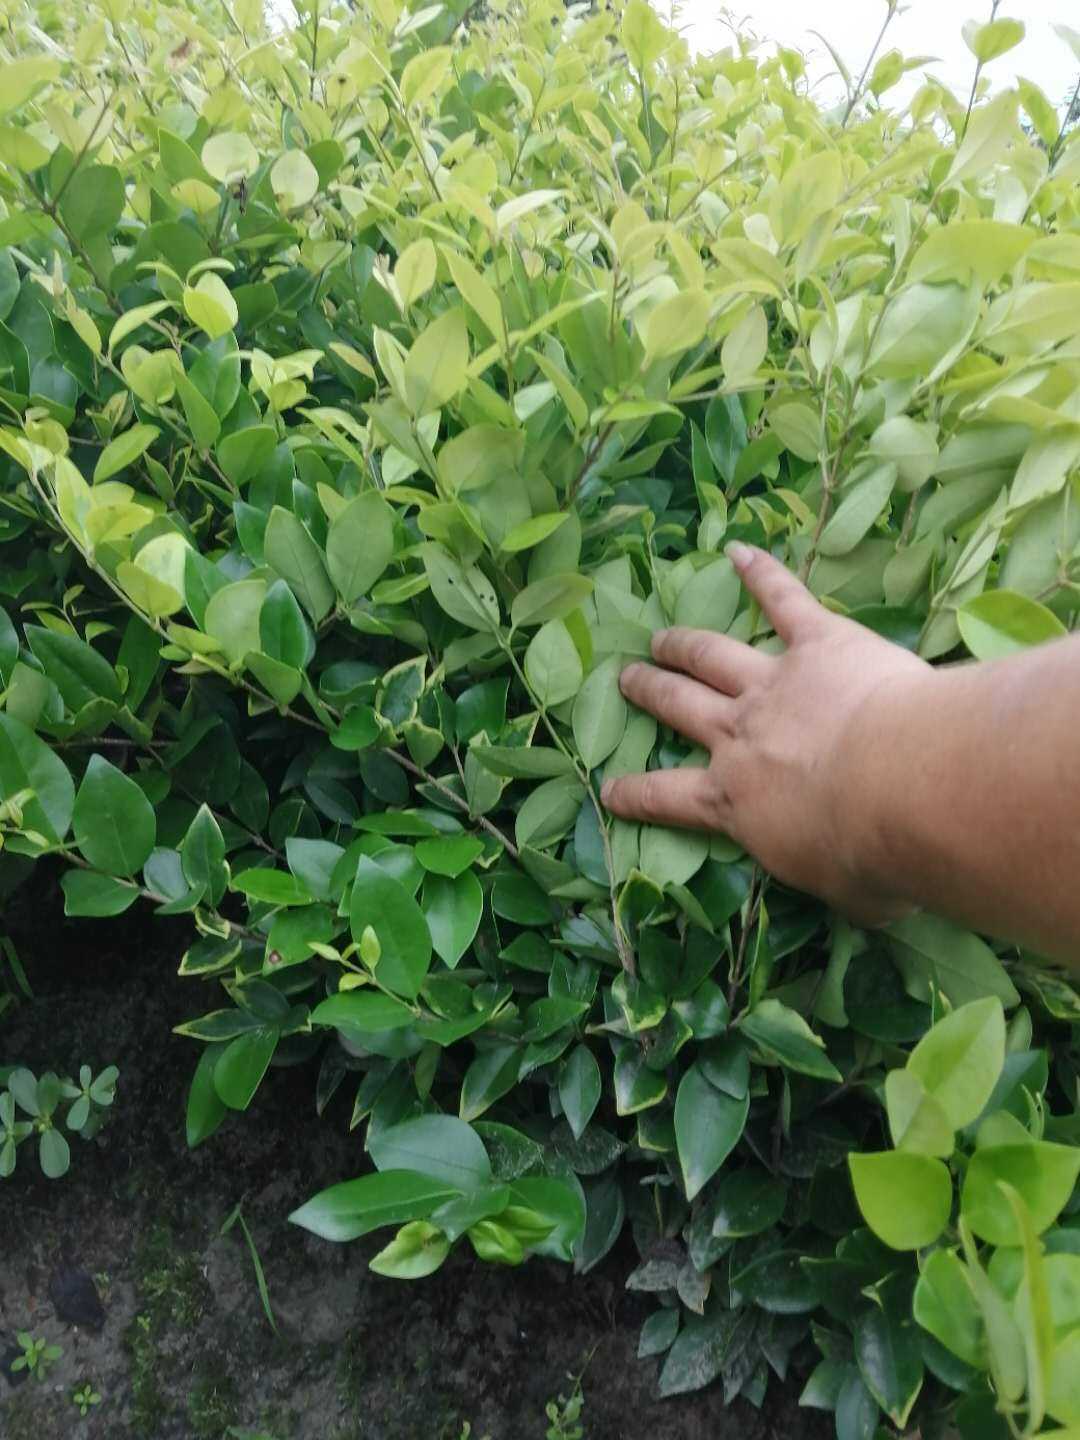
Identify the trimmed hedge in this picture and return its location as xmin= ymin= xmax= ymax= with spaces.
xmin=1 ymin=0 xmax=1080 ymax=1432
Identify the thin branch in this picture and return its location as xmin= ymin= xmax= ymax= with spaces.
xmin=728 ymin=869 xmax=765 ymax=1010
xmin=960 ymin=0 xmax=1002 ymax=141
xmin=1049 ymin=72 xmax=1080 ymax=170
xmin=384 ymin=749 xmax=519 ymax=861
xmin=509 ymin=75 xmax=546 ymax=186
xmin=496 ymin=636 xmax=634 ymax=975
xmin=842 ymin=1 xmax=899 ymax=128
xmin=50 ymin=86 xmax=118 ymax=212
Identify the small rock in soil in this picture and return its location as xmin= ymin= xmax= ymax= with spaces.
xmin=48 ymin=1264 xmax=105 ymax=1331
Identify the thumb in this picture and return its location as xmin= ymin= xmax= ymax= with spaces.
xmin=725 ymin=542 xmax=827 ymax=645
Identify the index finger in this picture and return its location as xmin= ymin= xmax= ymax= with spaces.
xmin=726 ymin=543 xmax=829 ymax=645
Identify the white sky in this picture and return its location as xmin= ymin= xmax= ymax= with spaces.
xmin=675 ymin=1 xmax=1079 ymax=109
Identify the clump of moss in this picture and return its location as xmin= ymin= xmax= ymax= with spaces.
xmin=123 ymin=1219 xmax=216 ymax=1436
xmin=334 ymin=1328 xmax=369 ymax=1410
xmin=124 ymin=1312 xmax=171 ymax=1437
xmin=136 ymin=1222 xmax=210 ymax=1329
xmin=187 ymin=1365 xmax=240 ymax=1439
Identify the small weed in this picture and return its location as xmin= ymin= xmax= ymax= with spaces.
xmin=220 ymin=1202 xmax=277 ymax=1333
xmin=11 ymin=1331 xmax=62 ymax=1382
xmin=72 ymin=1382 xmax=102 ymax=1416
xmin=545 ymin=1370 xmax=587 ymax=1440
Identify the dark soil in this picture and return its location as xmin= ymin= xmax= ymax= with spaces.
xmin=0 ymin=870 xmax=830 ymax=1440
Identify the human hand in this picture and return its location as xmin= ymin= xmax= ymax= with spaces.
xmin=601 ymin=542 xmax=936 ymax=924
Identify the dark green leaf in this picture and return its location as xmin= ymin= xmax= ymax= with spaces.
xmin=422 ymin=870 xmax=482 ymax=968
xmin=263 ymin=506 xmax=334 ymax=622
xmin=72 ymin=755 xmax=156 ymax=877
xmin=369 ymin=1115 xmax=491 ymax=1190
xmin=260 ymin=580 xmax=313 ymax=669
xmin=738 ymin=1000 xmax=841 ymax=1082
xmin=351 ymin=855 xmax=432 ymax=998
xmin=60 ymin=164 xmax=124 ymax=237
xmin=186 ymin=1044 xmax=228 ymax=1148
xmin=26 ymin=626 xmax=122 ymax=709
xmin=460 ymin=1043 xmax=521 ymax=1121
xmin=855 ymin=1289 xmax=925 ymax=1427
xmin=214 ymin=1027 xmax=278 ymax=1110
xmin=61 ymin=868 xmax=138 ymax=916
xmin=289 ymin=1170 xmax=460 ymax=1242
xmin=836 ymin=1372 xmax=879 ymax=1440
xmin=711 ymin=1169 xmax=789 ymax=1240
xmin=659 ymin=1312 xmax=741 ymax=1397
xmin=559 ymin=1044 xmax=602 ymax=1141
xmin=675 ymin=1063 xmax=749 ymax=1202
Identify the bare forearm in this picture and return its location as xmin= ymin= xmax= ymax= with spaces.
xmin=857 ymin=636 xmax=1080 ymax=961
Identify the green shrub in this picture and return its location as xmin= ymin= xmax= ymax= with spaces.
xmin=1 ymin=0 xmax=1080 ymax=1434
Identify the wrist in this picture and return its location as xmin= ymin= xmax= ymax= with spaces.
xmin=832 ymin=662 xmax=945 ymax=906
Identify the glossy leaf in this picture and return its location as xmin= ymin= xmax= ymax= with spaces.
xmin=962 ymin=1142 xmax=1080 ymax=1246
xmin=326 ymin=492 xmax=396 ymax=605
xmin=855 ymin=1286 xmax=925 ymax=1427
xmin=289 ymin=1171 xmax=459 ymax=1242
xmin=72 ymin=755 xmax=156 ymax=878
xmin=848 ymin=1151 xmax=952 ymax=1250
xmin=572 ymin=657 xmax=628 ymax=770
xmin=737 ymin=1000 xmax=841 ymax=1082
xmin=675 ymin=1063 xmax=749 ymax=1202
xmin=368 ymin=1115 xmax=491 ymax=1191
xmin=422 ymin=871 xmax=482 ymax=968
xmin=958 ymin=589 xmax=1067 ymax=661
xmin=906 ymin=996 xmax=1005 ymax=1130
xmin=350 ymin=856 xmax=432 ymax=999
xmin=214 ymin=1028 xmax=278 ymax=1110
xmin=559 ymin=1045 xmax=602 ymax=1142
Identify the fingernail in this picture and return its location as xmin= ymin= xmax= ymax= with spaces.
xmin=600 ymin=781 xmax=613 ymax=806
xmin=725 ymin=541 xmax=754 ymax=571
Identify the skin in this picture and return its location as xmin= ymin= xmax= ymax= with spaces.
xmin=601 ymin=541 xmax=1080 ymax=962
